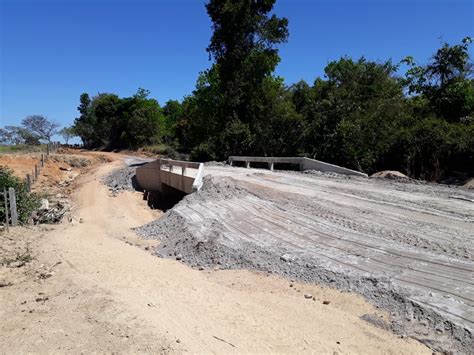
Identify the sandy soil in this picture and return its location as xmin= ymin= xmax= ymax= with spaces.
xmin=0 ymin=150 xmax=111 ymax=195
xmin=0 ymin=157 xmax=429 ymax=353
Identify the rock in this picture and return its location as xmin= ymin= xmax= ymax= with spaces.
xmin=9 ymin=261 xmax=26 ymax=268
xmin=40 ymin=199 xmax=50 ymax=210
xmin=79 ymin=218 xmax=84 ymax=224
xmin=176 ymin=254 xmax=183 ymax=260
xmin=322 ymin=300 xmax=331 ymax=305
xmin=280 ymin=254 xmax=293 ymax=262
xmin=304 ymin=294 xmax=313 ymax=299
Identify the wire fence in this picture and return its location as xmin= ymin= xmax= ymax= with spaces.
xmin=1 ymin=141 xmax=60 ymax=232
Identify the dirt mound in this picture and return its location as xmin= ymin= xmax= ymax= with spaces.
xmin=102 ymin=166 xmax=138 ymax=195
xmin=463 ymin=177 xmax=474 ymax=189
xmin=371 ymin=170 xmax=409 ymax=180
xmin=50 ymin=154 xmax=92 ymax=168
xmin=135 ymin=169 xmax=473 ymax=353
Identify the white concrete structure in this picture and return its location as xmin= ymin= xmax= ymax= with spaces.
xmin=228 ymin=156 xmax=367 ymax=177
xmin=135 ymin=158 xmax=204 ymax=194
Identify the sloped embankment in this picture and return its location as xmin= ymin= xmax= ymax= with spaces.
xmin=135 ymin=171 xmax=474 ymax=353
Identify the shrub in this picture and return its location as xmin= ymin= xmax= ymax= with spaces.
xmin=0 ymin=166 xmax=41 ymax=224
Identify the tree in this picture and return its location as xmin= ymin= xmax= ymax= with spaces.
xmin=403 ymin=37 xmax=474 ymax=122
xmin=21 ymin=115 xmax=60 ymax=143
xmin=162 ymin=100 xmax=183 ymax=144
xmin=72 ymin=89 xmax=165 ymax=149
xmin=1 ymin=126 xmax=41 ymax=145
xmin=59 ymin=126 xmax=76 ymax=145
xmin=205 ymin=0 xmax=289 ymax=156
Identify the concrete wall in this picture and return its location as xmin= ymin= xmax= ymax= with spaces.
xmin=228 ymin=156 xmax=367 ymax=177
xmin=135 ymin=160 xmax=162 ymax=191
xmin=301 ymin=158 xmax=367 ymax=177
xmin=135 ymin=158 xmax=204 ymax=194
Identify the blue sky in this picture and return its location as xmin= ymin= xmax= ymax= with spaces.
xmin=1 ymin=0 xmax=473 ymax=131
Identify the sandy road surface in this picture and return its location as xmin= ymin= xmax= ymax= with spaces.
xmin=0 ymin=156 xmax=429 ymax=353
xmin=138 ymin=165 xmax=473 ymax=352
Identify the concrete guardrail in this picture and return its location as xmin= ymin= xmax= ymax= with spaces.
xmin=136 ymin=158 xmax=204 ymax=194
xmin=228 ymin=156 xmax=367 ymax=177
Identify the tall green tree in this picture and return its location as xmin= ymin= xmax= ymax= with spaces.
xmin=403 ymin=37 xmax=474 ymax=122
xmin=205 ymin=0 xmax=289 ymax=156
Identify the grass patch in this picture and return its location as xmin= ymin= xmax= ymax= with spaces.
xmin=0 ymin=144 xmax=45 ymax=154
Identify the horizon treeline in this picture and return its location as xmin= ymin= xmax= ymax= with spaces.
xmin=73 ymin=0 xmax=474 ymax=181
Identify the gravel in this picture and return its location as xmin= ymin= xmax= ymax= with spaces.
xmin=102 ymin=157 xmax=153 ymax=195
xmin=134 ymin=169 xmax=474 ymax=353
xmin=102 ymin=167 xmax=137 ymax=195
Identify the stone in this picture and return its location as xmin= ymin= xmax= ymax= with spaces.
xmin=40 ymin=199 xmax=50 ymax=210
xmin=280 ymin=254 xmax=293 ymax=262
xmin=304 ymin=294 xmax=313 ymax=299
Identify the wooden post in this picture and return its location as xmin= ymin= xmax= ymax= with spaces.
xmin=47 ymin=144 xmax=50 ymax=156
xmin=26 ymin=174 xmax=31 ymax=192
xmin=41 ymin=154 xmax=44 ymax=167
xmin=3 ymin=188 xmax=9 ymax=232
xmin=35 ymin=165 xmax=38 ymax=179
xmin=8 ymin=188 xmax=17 ymax=226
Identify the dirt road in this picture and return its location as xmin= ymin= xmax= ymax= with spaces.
xmin=0 ymin=156 xmax=429 ymax=353
xmin=138 ymin=165 xmax=474 ymax=352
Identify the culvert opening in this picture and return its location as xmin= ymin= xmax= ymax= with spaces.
xmin=143 ymin=184 xmax=187 ymax=212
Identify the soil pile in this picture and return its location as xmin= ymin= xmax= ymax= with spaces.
xmin=371 ymin=170 xmax=409 ymax=180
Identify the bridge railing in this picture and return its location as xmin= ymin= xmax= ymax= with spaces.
xmin=228 ymin=156 xmax=367 ymax=177
xmin=135 ymin=158 xmax=204 ymax=194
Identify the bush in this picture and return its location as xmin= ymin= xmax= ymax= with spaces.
xmin=0 ymin=166 xmax=41 ymax=224
xmin=142 ymin=144 xmax=182 ymax=160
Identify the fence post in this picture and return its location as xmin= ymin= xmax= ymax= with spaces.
xmin=35 ymin=165 xmax=38 ymax=179
xmin=41 ymin=154 xmax=44 ymax=167
xmin=47 ymin=143 xmax=50 ymax=156
xmin=26 ymin=174 xmax=31 ymax=192
xmin=3 ymin=188 xmax=9 ymax=232
xmin=8 ymin=188 xmax=18 ymax=226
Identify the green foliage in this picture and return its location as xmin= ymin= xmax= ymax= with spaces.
xmin=0 ymin=144 xmax=44 ymax=154
xmin=73 ymin=88 xmax=165 ymax=149
xmin=294 ymin=57 xmax=408 ymax=172
xmin=205 ymin=0 xmax=289 ymax=156
xmin=0 ymin=167 xmax=41 ymax=224
xmin=403 ymin=37 xmax=474 ymax=122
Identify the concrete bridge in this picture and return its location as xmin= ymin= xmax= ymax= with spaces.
xmin=135 ymin=158 xmax=204 ymax=194
xmin=228 ymin=156 xmax=367 ymax=177
xmin=136 ymin=155 xmax=365 ymax=196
